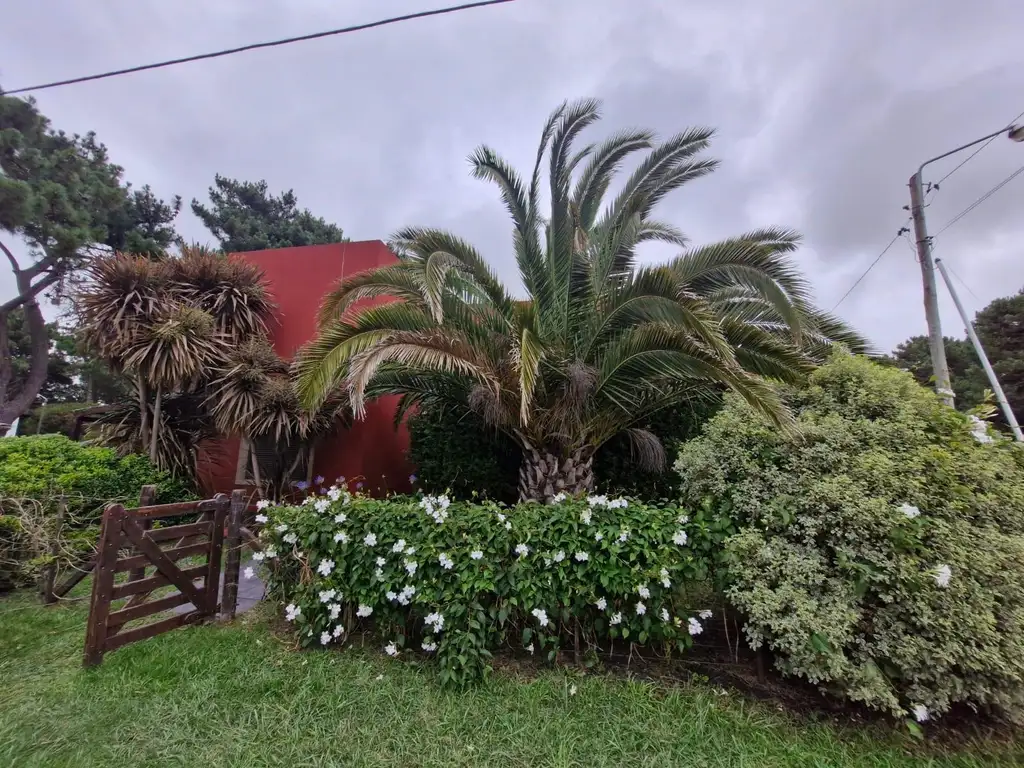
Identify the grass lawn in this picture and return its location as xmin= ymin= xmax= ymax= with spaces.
xmin=1 ymin=590 xmax=1018 ymax=767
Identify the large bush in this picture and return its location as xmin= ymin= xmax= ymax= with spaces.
xmin=16 ymin=402 xmax=98 ymax=438
xmin=0 ymin=435 xmax=194 ymax=590
xmin=257 ymin=489 xmax=720 ymax=687
xmin=675 ymin=352 xmax=1024 ymax=722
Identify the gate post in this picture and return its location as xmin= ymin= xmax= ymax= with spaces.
xmin=83 ymin=504 xmax=126 ymax=667
xmin=128 ymin=485 xmax=157 ymax=582
xmin=221 ymin=490 xmax=246 ymax=620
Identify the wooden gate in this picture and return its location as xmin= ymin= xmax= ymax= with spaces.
xmin=83 ymin=491 xmax=243 ymax=666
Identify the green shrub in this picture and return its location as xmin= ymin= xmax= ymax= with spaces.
xmin=257 ymin=489 xmax=718 ymax=687
xmin=0 ymin=435 xmax=195 ymax=590
xmin=16 ymin=402 xmax=98 ymax=438
xmin=675 ymin=352 xmax=1024 ymax=722
xmin=408 ymin=401 xmax=718 ymax=503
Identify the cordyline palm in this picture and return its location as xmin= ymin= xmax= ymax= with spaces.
xmin=297 ymin=99 xmax=868 ymax=501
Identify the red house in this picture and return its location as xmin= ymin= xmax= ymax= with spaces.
xmin=198 ymin=240 xmax=414 ymax=496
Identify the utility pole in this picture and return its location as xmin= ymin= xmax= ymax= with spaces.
xmin=908 ymin=122 xmax=1024 ymax=408
xmin=908 ymin=173 xmax=954 ymax=406
xmin=934 ymin=259 xmax=1023 ymax=442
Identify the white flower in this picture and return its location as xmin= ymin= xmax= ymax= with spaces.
xmin=525 ymin=642 xmax=534 ymax=654
xmin=314 ymin=498 xmax=330 ymax=514
xmin=912 ymin=704 xmax=930 ymax=723
xmin=320 ymin=631 xmax=332 ymax=645
xmin=252 ymin=551 xmax=265 ymax=562
xmin=274 ymin=524 xmax=289 ymax=533
xmin=356 ymin=604 xmax=373 ymax=617
xmin=660 ymin=608 xmax=670 ymax=622
xmin=328 ymin=603 xmax=342 ymax=620
xmin=505 ymin=521 xmax=512 ymax=530
xmin=424 ymin=612 xmax=445 ymax=631
xmin=384 ymin=642 xmax=398 ymax=657
xmin=514 ymin=543 xmax=530 ymax=558
xmin=580 ymin=509 xmax=592 ymax=525
xmin=333 ymin=531 xmax=348 ymax=543
xmin=328 ymin=488 xmax=342 ymax=502
xmin=254 ymin=513 xmax=269 ymax=524
xmin=470 ymin=550 xmax=483 ymax=560
xmin=594 ymin=532 xmax=603 ymax=541
xmin=609 ymin=498 xmax=628 ymax=509
xmin=318 ymin=588 xmax=337 ymax=603
xmin=438 ymin=553 xmax=454 ymax=570
xmin=398 ymin=585 xmax=416 ymax=605
xmin=386 ymin=591 xmax=398 ymax=602
xmin=969 ymin=415 xmax=994 ymax=444
xmin=574 ymin=551 xmax=589 ymax=562
xmin=333 ymin=624 xmax=344 ymax=638
xmin=617 ymin=529 xmax=629 ymax=543
xmin=334 ymin=512 xmax=348 ymax=524
xmin=374 ymin=568 xmax=384 ymax=579
xmin=899 ymin=503 xmax=920 ymax=519
xmin=553 ymin=550 xmax=565 ymax=563
xmin=405 ymin=547 xmax=417 ymax=556
xmin=376 ymin=557 xmax=386 ymax=567
xmin=637 ymin=585 xmax=650 ymax=599
xmin=569 ymin=684 xmax=577 ymax=696
xmin=677 ymin=514 xmax=689 ymax=524
xmin=595 ymin=597 xmax=607 ymax=611
xmin=302 ymin=496 xmax=315 ymax=506
xmin=699 ymin=609 xmax=713 ymax=620
xmin=673 ymin=530 xmax=688 ymax=546
xmin=587 ymin=494 xmax=608 ymax=507
xmin=934 ymin=564 xmax=952 ymax=588
xmin=404 ymin=560 xmax=418 ymax=576
xmin=609 ymin=612 xmax=622 ymax=625
xmin=531 ymin=608 xmax=549 ymax=627
xmin=317 ymin=559 xmax=335 ymax=576
xmin=635 ymin=602 xmax=646 ymax=616
xmin=256 ymin=499 xmax=272 ymax=511
xmin=660 ymin=568 xmax=671 ymax=588
xmin=363 ymin=533 xmax=377 ymax=547
xmin=285 ymin=604 xmax=301 ymax=622
xmin=243 ymin=566 xmax=255 ymax=579
xmin=393 ymin=539 xmax=407 ymax=554
xmin=283 ymin=532 xmax=298 ymax=545
xmin=497 ymin=513 xmax=507 ymax=523
xmin=543 ymin=557 xmax=552 ymax=567
xmin=263 ymin=546 xmax=277 ymax=559
xmin=551 ymin=492 xmax=567 ymax=504
xmin=688 ymin=617 xmax=703 ymax=636
xmin=422 ymin=639 xmax=438 ymax=652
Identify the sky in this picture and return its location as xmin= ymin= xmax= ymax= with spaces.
xmin=1 ymin=0 xmax=1023 ymax=353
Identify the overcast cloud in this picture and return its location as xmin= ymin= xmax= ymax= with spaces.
xmin=2 ymin=0 xmax=1022 ymax=352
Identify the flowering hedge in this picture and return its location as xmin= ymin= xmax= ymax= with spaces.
xmin=254 ymin=487 xmax=716 ymax=687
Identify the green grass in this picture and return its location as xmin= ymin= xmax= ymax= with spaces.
xmin=0 ymin=591 xmax=1018 ymax=768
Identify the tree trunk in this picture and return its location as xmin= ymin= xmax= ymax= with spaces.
xmin=517 ymin=442 xmax=594 ymax=502
xmin=137 ymin=378 xmax=150 ymax=452
xmin=0 ymin=299 xmax=50 ymax=433
xmin=148 ymin=385 xmax=162 ymax=464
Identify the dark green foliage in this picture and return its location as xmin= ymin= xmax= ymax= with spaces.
xmin=191 ymin=175 xmax=345 ymax=253
xmin=881 ymin=335 xmax=986 ymax=411
xmin=103 ymin=183 xmax=181 ymax=257
xmin=16 ymin=401 xmax=97 ymax=437
xmin=5 ymin=308 xmax=82 ymax=403
xmin=676 ymin=352 xmax=1024 ymax=721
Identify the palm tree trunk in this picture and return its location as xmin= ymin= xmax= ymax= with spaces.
xmin=137 ymin=378 xmax=150 ymax=452
xmin=148 ymin=385 xmax=162 ymax=464
xmin=517 ymin=442 xmax=594 ymax=502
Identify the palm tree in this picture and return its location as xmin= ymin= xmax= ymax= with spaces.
xmin=296 ymin=99 xmax=869 ymax=501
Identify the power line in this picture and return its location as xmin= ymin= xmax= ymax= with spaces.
xmin=930 ymin=107 xmax=1024 ymax=190
xmin=831 ymin=221 xmax=910 ymax=311
xmin=934 ymin=163 xmax=1024 ymax=237
xmin=4 ymin=0 xmax=516 ymax=95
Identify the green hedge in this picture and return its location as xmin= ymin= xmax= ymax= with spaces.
xmin=675 ymin=352 xmax=1024 ymax=723
xmin=16 ymin=402 xmax=98 ymax=438
xmin=0 ymin=435 xmax=195 ymax=590
xmin=256 ymin=489 xmax=724 ymax=687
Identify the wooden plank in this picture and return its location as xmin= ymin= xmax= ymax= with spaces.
xmin=107 ymin=591 xmax=194 ymax=627
xmin=221 ymin=490 xmax=246 ymax=620
xmin=121 ymin=517 xmax=208 ymax=608
xmin=83 ymin=504 xmax=126 ymax=667
xmin=203 ymin=494 xmax=229 ymax=616
xmin=239 ymin=526 xmax=263 ymax=551
xmin=110 ymin=564 xmax=207 ymax=599
xmin=145 ymin=521 xmax=211 ymax=543
xmin=115 ymin=541 xmax=209 ymax=573
xmin=52 ymin=556 xmax=96 ymax=599
xmin=104 ymin=610 xmax=204 ymax=651
xmin=128 ymin=485 xmax=157 ymax=582
xmin=130 ymin=500 xmax=203 ymax=520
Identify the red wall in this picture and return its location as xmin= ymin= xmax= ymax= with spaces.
xmin=198 ymin=240 xmax=414 ymax=497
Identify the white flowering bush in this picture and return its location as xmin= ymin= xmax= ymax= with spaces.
xmin=676 ymin=351 xmax=1024 ymax=723
xmin=256 ymin=488 xmax=714 ymax=687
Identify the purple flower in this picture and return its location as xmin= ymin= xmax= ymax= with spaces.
xmin=336 ymin=476 xmax=346 ymax=484
xmin=295 ymin=480 xmax=310 ymax=491
xmin=356 ymin=481 xmax=364 ymax=490
xmin=409 ymin=474 xmax=418 ymax=484
xmin=314 ymin=475 xmax=325 ymax=485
